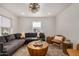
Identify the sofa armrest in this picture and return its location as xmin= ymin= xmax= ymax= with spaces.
xmin=0 ymin=42 xmax=8 ymax=56
xmin=47 ymin=36 xmax=54 ymax=40
xmin=0 ymin=42 xmax=4 ymax=52
xmin=40 ymin=38 xmax=45 ymax=41
xmin=0 ymin=53 xmax=8 ymax=56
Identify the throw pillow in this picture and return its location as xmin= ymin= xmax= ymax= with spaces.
xmin=54 ymin=36 xmax=63 ymax=41
xmin=14 ymin=33 xmax=21 ymax=39
xmin=7 ymin=34 xmax=15 ymax=41
xmin=10 ymin=34 xmax=15 ymax=40
xmin=20 ymin=32 xmax=25 ymax=39
xmin=0 ymin=36 xmax=6 ymax=43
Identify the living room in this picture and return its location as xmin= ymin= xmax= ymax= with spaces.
xmin=0 ymin=3 xmax=79 ymax=56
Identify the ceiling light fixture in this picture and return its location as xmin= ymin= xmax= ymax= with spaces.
xmin=29 ymin=3 xmax=40 ymax=13
xmin=21 ymin=12 xmax=25 ymax=15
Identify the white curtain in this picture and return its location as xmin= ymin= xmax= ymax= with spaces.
xmin=0 ymin=16 xmax=1 ymax=36
xmin=0 ymin=16 xmax=1 ymax=27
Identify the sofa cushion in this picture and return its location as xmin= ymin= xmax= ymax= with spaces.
xmin=0 ymin=36 xmax=6 ymax=43
xmin=10 ymin=34 xmax=15 ymax=39
xmin=25 ymin=33 xmax=37 ymax=37
xmin=5 ymin=35 xmax=10 ymax=42
xmin=14 ymin=33 xmax=21 ymax=39
xmin=3 ymin=36 xmax=9 ymax=42
xmin=6 ymin=34 xmax=15 ymax=41
xmin=4 ymin=39 xmax=25 ymax=46
xmin=4 ymin=39 xmax=25 ymax=55
xmin=39 ymin=33 xmax=45 ymax=38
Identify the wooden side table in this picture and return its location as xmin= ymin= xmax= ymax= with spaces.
xmin=63 ymin=42 xmax=73 ymax=55
xmin=67 ymin=49 xmax=79 ymax=56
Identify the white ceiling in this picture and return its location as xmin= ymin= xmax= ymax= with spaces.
xmin=0 ymin=3 xmax=71 ymax=17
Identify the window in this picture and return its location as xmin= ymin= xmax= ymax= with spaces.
xmin=32 ymin=21 xmax=41 ymax=32
xmin=1 ymin=17 xmax=11 ymax=27
xmin=32 ymin=21 xmax=41 ymax=28
xmin=0 ymin=16 xmax=11 ymax=36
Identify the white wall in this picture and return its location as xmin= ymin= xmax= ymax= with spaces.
xmin=0 ymin=6 xmax=18 ymax=33
xmin=18 ymin=17 xmax=56 ymax=37
xmin=56 ymin=4 xmax=79 ymax=48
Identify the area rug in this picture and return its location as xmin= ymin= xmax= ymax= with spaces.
xmin=13 ymin=44 xmax=67 ymax=56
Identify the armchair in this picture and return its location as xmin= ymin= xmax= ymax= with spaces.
xmin=51 ymin=35 xmax=65 ymax=47
xmin=46 ymin=36 xmax=54 ymax=44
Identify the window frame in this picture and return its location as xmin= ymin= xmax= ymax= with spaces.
xmin=0 ymin=15 xmax=12 ymax=36
xmin=32 ymin=21 xmax=42 ymax=29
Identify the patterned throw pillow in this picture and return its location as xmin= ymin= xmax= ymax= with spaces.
xmin=14 ymin=33 xmax=21 ymax=39
xmin=0 ymin=36 xmax=6 ymax=43
xmin=7 ymin=34 xmax=15 ymax=41
xmin=54 ymin=36 xmax=63 ymax=41
xmin=20 ymin=32 xmax=25 ymax=39
xmin=10 ymin=34 xmax=15 ymax=40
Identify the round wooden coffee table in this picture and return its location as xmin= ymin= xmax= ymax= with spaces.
xmin=27 ymin=41 xmax=48 ymax=56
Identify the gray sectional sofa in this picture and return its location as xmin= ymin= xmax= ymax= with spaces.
xmin=0 ymin=33 xmax=45 ymax=56
xmin=0 ymin=34 xmax=25 ymax=56
xmin=25 ymin=33 xmax=45 ymax=44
